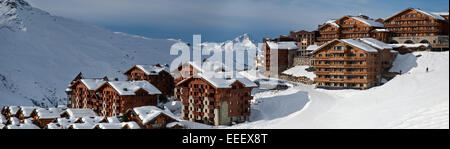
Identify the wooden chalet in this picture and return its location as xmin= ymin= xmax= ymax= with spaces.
xmin=66 ymin=77 xmax=108 ymax=112
xmin=318 ymin=15 xmax=389 ymax=44
xmin=175 ymin=72 xmax=257 ymax=126
xmin=124 ymin=106 xmax=178 ymax=129
xmin=384 ymin=8 xmax=449 ymax=38
xmin=124 ymin=64 xmax=175 ymax=96
xmin=311 ymin=38 xmax=396 ymax=90
xmin=171 ymin=61 xmax=229 ymax=84
xmin=264 ymin=41 xmax=299 ymax=75
xmin=1 ymin=106 xmax=20 ymax=118
xmin=15 ymin=106 xmax=38 ymax=120
xmin=94 ymin=81 xmax=162 ymax=117
xmin=30 ymin=107 xmax=66 ymax=128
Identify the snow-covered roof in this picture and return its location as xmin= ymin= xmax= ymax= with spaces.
xmin=46 ymin=123 xmax=62 ymax=129
xmin=18 ymin=106 xmax=38 ymax=117
xmin=35 ymin=108 xmax=65 ymax=119
xmin=68 ymin=123 xmax=96 ymax=129
xmin=282 ymin=66 xmax=316 ymax=80
xmin=166 ymin=122 xmax=185 ymax=128
xmin=107 ymin=81 xmax=162 ymax=95
xmin=0 ymin=124 xmax=5 ymax=129
xmin=62 ymin=109 xmax=97 ymax=118
xmin=95 ymin=123 xmax=123 ymax=129
xmin=266 ymin=41 xmax=299 ymax=50
xmin=80 ymin=78 xmax=106 ymax=90
xmin=80 ymin=116 xmax=104 ymax=124
xmin=9 ymin=117 xmax=19 ymax=125
xmin=432 ymin=12 xmax=449 ymax=16
xmin=306 ymin=45 xmax=320 ymax=51
xmin=6 ymin=124 xmax=40 ymax=129
xmin=341 ymin=39 xmax=379 ymax=52
xmin=132 ymin=106 xmax=178 ymax=124
xmin=374 ymin=29 xmax=390 ymax=32
xmin=351 ymin=17 xmax=384 ymax=27
xmin=359 ymin=38 xmax=393 ymax=50
xmin=195 ymin=72 xmax=258 ymax=89
xmin=122 ymin=121 xmax=141 ymax=129
xmin=386 ymin=8 xmax=446 ymax=21
xmin=415 ymin=9 xmax=446 ymax=21
xmin=325 ymin=20 xmax=340 ymax=28
xmin=6 ymin=106 xmax=20 ymax=115
xmin=135 ymin=64 xmax=169 ymax=75
xmin=389 ymin=43 xmax=430 ymax=48
xmin=53 ymin=117 xmax=78 ymax=129
xmin=107 ymin=117 xmax=120 ymax=123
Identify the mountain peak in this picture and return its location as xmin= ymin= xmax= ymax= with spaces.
xmin=0 ymin=0 xmax=30 ymax=9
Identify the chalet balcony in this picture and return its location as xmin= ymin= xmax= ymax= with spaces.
xmin=314 ymin=64 xmax=368 ymax=68
xmin=385 ymin=23 xmax=441 ymax=27
xmin=314 ymin=78 xmax=370 ymax=84
xmin=314 ymin=71 xmax=369 ymax=75
xmin=392 ymin=17 xmax=433 ymax=21
xmin=313 ymin=57 xmax=367 ymax=61
xmin=320 ymin=31 xmax=339 ymax=34
xmin=390 ymin=29 xmax=440 ymax=33
xmin=341 ymin=24 xmax=356 ymax=28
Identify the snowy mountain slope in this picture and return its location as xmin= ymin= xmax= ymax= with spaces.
xmin=0 ymin=0 xmax=180 ymax=107
xmin=228 ymin=51 xmax=448 ymax=129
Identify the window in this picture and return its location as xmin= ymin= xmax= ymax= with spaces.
xmin=335 ymin=46 xmax=343 ymax=50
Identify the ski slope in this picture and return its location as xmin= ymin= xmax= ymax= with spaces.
xmin=229 ymin=52 xmax=449 ymax=129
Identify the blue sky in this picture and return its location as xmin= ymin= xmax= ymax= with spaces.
xmin=28 ymin=0 xmax=449 ymax=43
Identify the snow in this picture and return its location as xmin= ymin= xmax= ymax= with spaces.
xmin=282 ymin=66 xmax=316 ymax=80
xmin=341 ymin=39 xmax=379 ymax=52
xmin=305 ymin=45 xmax=320 ymax=51
xmin=6 ymin=123 xmax=39 ymax=129
xmin=107 ymin=116 xmax=120 ymax=123
xmin=228 ymin=51 xmax=448 ymax=129
xmin=80 ymin=79 xmax=106 ymax=90
xmin=80 ymin=116 xmax=104 ymax=124
xmin=196 ymin=72 xmax=258 ymax=88
xmin=359 ymin=38 xmax=393 ymax=50
xmin=374 ymin=29 xmax=390 ymax=32
xmin=36 ymin=107 xmax=65 ymax=119
xmin=0 ymin=114 xmax=5 ymax=123
xmin=166 ymin=122 xmax=185 ymax=128
xmin=0 ymin=1 xmax=180 ymax=107
xmin=18 ymin=106 xmax=37 ymax=117
xmin=415 ymin=9 xmax=446 ymax=21
xmin=325 ymin=20 xmax=340 ymax=28
xmin=135 ymin=64 xmax=168 ymax=75
xmin=432 ymin=12 xmax=449 ymax=16
xmin=108 ymin=81 xmax=162 ymax=96
xmin=389 ymin=43 xmax=430 ymax=48
xmin=68 ymin=123 xmax=96 ymax=129
xmin=132 ymin=106 xmax=178 ymax=124
xmin=9 ymin=117 xmax=19 ymax=125
xmin=351 ymin=17 xmax=384 ymax=27
xmin=62 ymin=109 xmax=97 ymax=118
xmin=122 ymin=121 xmax=141 ymax=129
xmin=266 ymin=41 xmax=299 ymax=50
xmin=95 ymin=123 xmax=123 ymax=129
xmin=6 ymin=106 xmax=19 ymax=115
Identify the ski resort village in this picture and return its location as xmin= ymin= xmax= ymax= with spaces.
xmin=0 ymin=0 xmax=449 ymax=129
